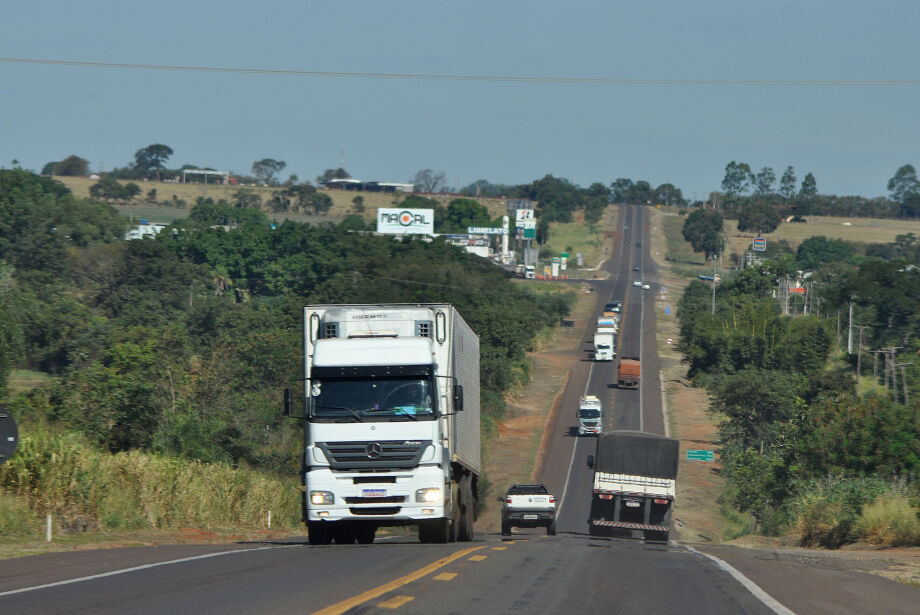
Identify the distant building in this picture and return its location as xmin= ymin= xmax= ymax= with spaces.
xmin=320 ymin=179 xmax=414 ymax=193
xmin=125 ymin=220 xmax=167 ymax=240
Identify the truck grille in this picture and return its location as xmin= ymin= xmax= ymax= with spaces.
xmin=349 ymin=507 xmax=401 ymax=516
xmin=344 ymin=496 xmax=406 ymax=504
xmin=318 ymin=440 xmax=430 ymax=470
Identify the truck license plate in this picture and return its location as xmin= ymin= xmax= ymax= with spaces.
xmin=523 ymin=514 xmax=539 ymax=520
xmin=362 ymin=489 xmax=387 ymax=497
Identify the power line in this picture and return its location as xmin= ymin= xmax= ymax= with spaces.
xmin=2 ymin=57 xmax=919 ymax=86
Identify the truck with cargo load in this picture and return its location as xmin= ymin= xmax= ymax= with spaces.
xmin=593 ymin=317 xmax=618 ymax=361
xmin=577 ymin=395 xmax=603 ymax=436
xmin=289 ymin=304 xmax=480 ymax=545
xmin=617 ymin=356 xmax=640 ymax=388
xmin=587 ymin=431 xmax=678 ymax=541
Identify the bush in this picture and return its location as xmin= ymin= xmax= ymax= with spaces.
xmin=856 ymin=495 xmax=920 ymax=546
xmin=0 ymin=492 xmax=39 ymax=537
xmin=789 ymin=476 xmax=893 ymax=548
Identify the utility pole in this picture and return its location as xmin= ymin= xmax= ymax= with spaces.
xmin=711 ymin=254 xmax=717 ymax=315
xmin=847 ymin=302 xmax=854 ymax=354
xmin=855 ymin=326 xmax=870 ymax=383
xmin=894 ymin=362 xmax=912 ymax=404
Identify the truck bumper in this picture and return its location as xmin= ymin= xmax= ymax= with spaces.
xmin=505 ymin=511 xmax=555 ymax=528
xmin=305 ymin=466 xmax=447 ymax=524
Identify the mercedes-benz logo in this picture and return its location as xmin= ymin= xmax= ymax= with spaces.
xmin=366 ymin=442 xmax=383 ymax=459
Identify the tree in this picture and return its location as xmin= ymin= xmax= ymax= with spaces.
xmin=752 ymin=167 xmax=776 ymax=197
xmin=887 ymin=164 xmax=920 ymax=218
xmin=737 ymin=201 xmax=781 ymax=235
xmin=722 ymin=161 xmax=752 ymax=199
xmin=89 ymin=176 xmax=141 ymax=201
xmin=654 ymin=183 xmax=684 ymax=206
xmin=54 ymin=155 xmax=90 ymax=177
xmin=611 ymin=178 xmax=634 ymax=203
xmin=779 ymin=166 xmax=797 ymax=203
xmin=629 ymin=181 xmax=653 ymax=205
xmin=351 ymin=195 xmax=366 ymax=214
xmin=413 ymin=169 xmax=446 ymax=193
xmin=681 ymin=208 xmax=724 ymax=262
xmin=799 ymin=173 xmax=817 ymax=199
xmin=251 ymin=159 xmax=286 ymax=186
xmin=41 ymin=161 xmax=58 ymax=175
xmin=134 ymin=144 xmax=174 ymax=180
xmin=436 ymin=198 xmax=492 ymax=233
xmin=317 ymin=168 xmax=351 ymax=183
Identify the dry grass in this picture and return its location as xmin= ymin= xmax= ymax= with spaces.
xmin=0 ymin=428 xmax=300 ymax=534
xmin=724 ymin=215 xmax=920 ymax=257
xmin=53 ymin=176 xmax=508 ymax=223
xmin=857 ymin=496 xmax=920 ymax=547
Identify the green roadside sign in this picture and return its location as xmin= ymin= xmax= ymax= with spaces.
xmin=687 ymin=449 xmax=714 ymax=462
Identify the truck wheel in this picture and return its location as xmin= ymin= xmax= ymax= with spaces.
xmin=457 ymin=478 xmax=474 ymax=542
xmin=307 ymin=521 xmax=333 ymax=545
xmin=501 ymin=520 xmax=511 ymax=537
xmin=418 ymin=519 xmax=450 ymax=543
xmin=546 ymin=520 xmax=557 ymax=536
xmin=355 ymin=524 xmax=376 ymax=544
xmin=333 ymin=523 xmax=356 ymax=544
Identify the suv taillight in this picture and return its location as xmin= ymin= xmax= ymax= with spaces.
xmin=505 ymin=497 xmax=512 ymax=504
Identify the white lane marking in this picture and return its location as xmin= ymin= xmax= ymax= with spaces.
xmin=660 ymin=370 xmax=670 ymax=438
xmin=0 ymin=545 xmax=285 ymax=598
xmin=682 ymin=544 xmax=797 ymax=615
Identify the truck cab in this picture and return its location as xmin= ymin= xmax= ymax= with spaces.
xmin=524 ymin=265 xmax=536 ymax=279
xmin=577 ymin=395 xmax=603 ymax=436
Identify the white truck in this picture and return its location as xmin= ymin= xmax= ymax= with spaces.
xmin=577 ymin=394 xmax=603 ymax=436
xmin=593 ymin=317 xmax=617 ymax=361
xmin=587 ymin=431 xmax=679 ymax=542
xmin=289 ymin=304 xmax=480 ymax=545
xmin=498 ymin=484 xmax=556 ymax=536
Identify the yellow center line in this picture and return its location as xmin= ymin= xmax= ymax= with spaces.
xmin=491 ymin=546 xmax=507 ymax=551
xmin=433 ymin=572 xmax=458 ymax=581
xmin=378 ymin=595 xmax=414 ymax=609
xmin=312 ymin=545 xmax=485 ymax=615
xmin=468 ymin=555 xmax=488 ymax=561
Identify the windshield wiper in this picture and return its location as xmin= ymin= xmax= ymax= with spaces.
xmin=314 ymin=405 xmax=364 ymax=422
xmin=363 ymin=407 xmax=420 ymax=421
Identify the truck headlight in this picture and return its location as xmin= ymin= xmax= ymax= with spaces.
xmin=415 ymin=488 xmax=442 ymax=503
xmin=310 ymin=490 xmax=334 ymax=505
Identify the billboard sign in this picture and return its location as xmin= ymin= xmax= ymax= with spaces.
xmin=467 ymin=227 xmax=506 ymax=235
xmin=515 ymin=209 xmax=535 ymax=223
xmin=377 ymin=208 xmax=434 ymax=235
xmin=752 ymin=237 xmax=767 ymax=251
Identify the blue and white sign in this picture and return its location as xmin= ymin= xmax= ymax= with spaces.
xmin=377 ymin=208 xmax=434 ymax=235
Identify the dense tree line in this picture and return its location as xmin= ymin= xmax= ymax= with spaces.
xmin=678 ymin=245 xmax=920 ymax=537
xmin=1 ymin=170 xmax=572 ymax=474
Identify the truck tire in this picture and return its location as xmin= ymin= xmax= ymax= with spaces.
xmin=546 ymin=520 xmax=557 ymax=536
xmin=457 ymin=477 xmax=474 ymax=542
xmin=418 ymin=518 xmax=450 ymax=543
xmin=333 ymin=523 xmax=357 ymax=544
xmin=501 ymin=519 xmax=511 ymax=537
xmin=355 ymin=523 xmax=376 ymax=544
xmin=307 ymin=521 xmax=333 ymax=545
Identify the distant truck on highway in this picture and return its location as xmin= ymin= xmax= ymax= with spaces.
xmin=498 ymin=484 xmax=556 ymax=536
xmin=290 ymin=304 xmax=480 ymax=545
xmin=587 ymin=431 xmax=678 ymax=541
xmin=594 ymin=317 xmax=618 ymax=361
xmin=577 ymin=395 xmax=603 ymax=436
xmin=617 ymin=356 xmax=640 ymax=388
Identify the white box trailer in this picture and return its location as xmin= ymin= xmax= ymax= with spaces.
xmin=295 ymin=304 xmax=480 ymax=545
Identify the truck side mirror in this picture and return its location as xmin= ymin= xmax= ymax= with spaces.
xmin=587 ymin=454 xmax=595 ymax=469
xmin=283 ymin=388 xmax=292 ymax=416
xmin=496 ymin=496 xmax=505 ymax=503
xmin=453 ymin=383 xmax=464 ymax=412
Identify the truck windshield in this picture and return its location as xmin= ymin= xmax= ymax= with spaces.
xmin=579 ymin=409 xmax=601 ymax=418
xmin=311 ymin=377 xmax=436 ymax=421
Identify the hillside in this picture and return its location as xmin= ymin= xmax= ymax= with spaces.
xmin=52 ymin=176 xmax=510 ymax=223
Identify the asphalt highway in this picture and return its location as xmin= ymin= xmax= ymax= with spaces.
xmin=1 ymin=205 xmax=917 ymax=614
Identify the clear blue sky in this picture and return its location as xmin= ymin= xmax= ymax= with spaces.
xmin=2 ymin=1 xmax=918 ymax=200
